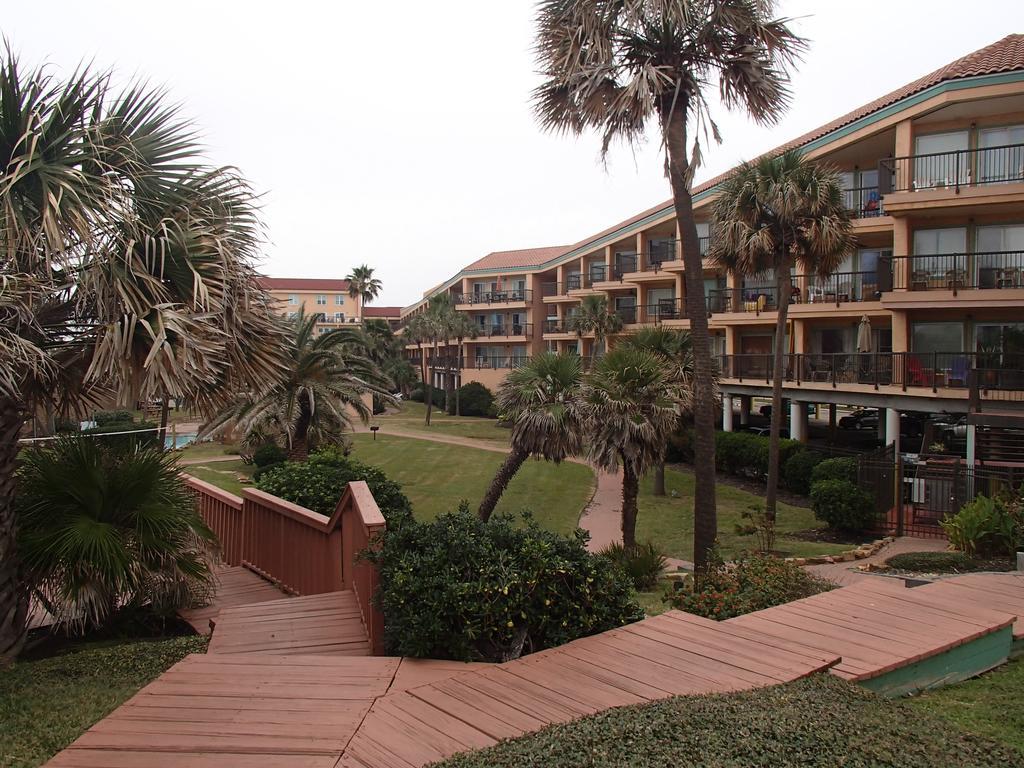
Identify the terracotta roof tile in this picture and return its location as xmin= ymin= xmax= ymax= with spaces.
xmin=362 ymin=306 xmax=402 ymax=317
xmin=463 ymin=245 xmax=574 ymax=271
xmin=257 ymin=277 xmax=351 ymax=292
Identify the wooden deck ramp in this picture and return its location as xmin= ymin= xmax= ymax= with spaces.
xmin=178 ymin=566 xmax=289 ymax=634
xmin=727 ymin=577 xmax=1017 ymax=695
xmin=917 ymin=572 xmax=1024 ymax=653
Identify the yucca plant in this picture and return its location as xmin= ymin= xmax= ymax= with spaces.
xmin=16 ymin=438 xmax=215 ymax=633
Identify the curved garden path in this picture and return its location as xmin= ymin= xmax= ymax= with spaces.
xmin=354 ymin=423 xmax=623 ymax=551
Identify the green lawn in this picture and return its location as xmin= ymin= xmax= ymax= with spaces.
xmin=0 ymin=635 xmax=207 ymax=768
xmin=635 ymin=467 xmax=849 ymax=561
xmin=182 ymin=459 xmax=252 ymax=497
xmin=348 ymin=433 xmax=593 ymax=535
xmin=176 ymin=441 xmax=240 ymax=462
xmin=437 ymin=672 xmax=1021 ymax=768
xmin=374 ymin=401 xmax=511 ymax=444
xmin=907 ymin=656 xmax=1024 ymax=753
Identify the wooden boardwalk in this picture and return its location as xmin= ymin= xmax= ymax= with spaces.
xmin=208 ymin=592 xmax=374 ymax=656
xmin=178 ymin=566 xmax=290 ymax=634
xmin=46 ymin=572 xmax=1024 ymax=767
xmin=728 ymin=577 xmax=1016 ymax=693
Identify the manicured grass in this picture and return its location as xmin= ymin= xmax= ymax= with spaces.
xmin=182 ymin=459 xmax=252 ymax=497
xmin=635 ymin=467 xmax=849 ymax=562
xmin=907 ymin=656 xmax=1024 ymax=753
xmin=348 ymin=433 xmax=593 ymax=535
xmin=437 ymin=673 xmax=1021 ymax=768
xmin=0 ymin=635 xmax=208 ymax=768
xmin=175 ymin=441 xmax=240 ymax=462
xmin=374 ymin=401 xmax=510 ymax=444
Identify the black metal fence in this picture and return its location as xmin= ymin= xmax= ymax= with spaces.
xmin=879 ymin=142 xmax=1024 ymax=193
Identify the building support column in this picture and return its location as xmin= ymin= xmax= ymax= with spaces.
xmin=828 ymin=404 xmax=837 ymax=443
xmin=722 ymin=396 xmax=735 ymax=432
xmin=884 ymin=407 xmax=901 ymax=452
xmin=790 ymin=401 xmax=809 ymax=443
xmin=739 ymin=396 xmax=751 ymax=426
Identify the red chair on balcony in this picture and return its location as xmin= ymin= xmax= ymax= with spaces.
xmin=906 ymin=355 xmax=926 ymax=387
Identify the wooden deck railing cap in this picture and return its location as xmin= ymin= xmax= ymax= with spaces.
xmin=329 ymin=480 xmax=386 ymax=530
xmin=182 ymin=474 xmax=243 ymax=510
xmin=241 ymin=487 xmax=332 ymax=532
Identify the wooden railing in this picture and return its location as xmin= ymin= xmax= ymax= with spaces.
xmin=183 ymin=475 xmax=387 ymax=655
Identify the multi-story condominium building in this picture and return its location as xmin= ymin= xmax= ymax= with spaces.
xmin=257 ymin=277 xmax=362 ymax=332
xmin=363 ymin=306 xmax=404 ymax=331
xmin=402 ymin=35 xmax=1024 ymax=462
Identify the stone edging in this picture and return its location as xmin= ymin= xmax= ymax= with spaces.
xmin=785 ymin=536 xmax=895 ymax=567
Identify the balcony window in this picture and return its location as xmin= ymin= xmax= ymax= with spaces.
xmin=975 ymin=322 xmax=1024 ymax=354
xmin=335 ymin=294 xmax=345 ymax=305
xmin=316 ymin=294 xmax=327 ymax=305
xmin=288 ymin=294 xmax=298 ymax=305
xmin=911 ymin=322 xmax=964 ymax=355
xmin=333 ymin=312 xmax=345 ymax=322
xmin=913 ymin=130 xmax=969 ymax=190
xmin=977 ymin=125 xmax=1024 ymax=184
xmin=911 ymin=227 xmax=967 ymax=290
xmin=976 ymin=224 xmax=1024 ymax=288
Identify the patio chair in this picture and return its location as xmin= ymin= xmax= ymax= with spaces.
xmin=948 ymin=356 xmax=969 ymax=387
xmin=906 ymin=356 xmax=926 ymax=386
xmin=945 ymin=268 xmax=966 ymax=290
xmin=911 ymin=270 xmax=930 ymax=291
xmin=996 ymin=267 xmax=1020 ymax=289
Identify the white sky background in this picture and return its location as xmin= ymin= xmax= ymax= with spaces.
xmin=5 ymin=1 xmax=1023 ymax=306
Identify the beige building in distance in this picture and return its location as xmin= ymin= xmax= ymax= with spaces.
xmin=257 ymin=277 xmax=363 ymax=332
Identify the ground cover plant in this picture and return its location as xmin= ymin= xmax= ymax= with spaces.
xmin=0 ymin=635 xmax=207 ymax=767
xmin=941 ymin=491 xmax=1024 ymax=557
xmin=368 ymin=507 xmax=643 ymax=662
xmin=883 ymin=550 xmax=1015 ymax=574
xmin=435 ymin=673 xmax=1022 ymax=768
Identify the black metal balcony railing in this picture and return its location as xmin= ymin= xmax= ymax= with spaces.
xmin=799 ymin=270 xmax=886 ymax=304
xmin=879 ymin=142 xmax=1024 ymax=194
xmin=475 ymin=323 xmax=532 ymax=338
xmin=613 ymin=255 xmax=637 ymax=278
xmin=892 ymin=250 xmax=1024 ymax=293
xmin=613 ymin=305 xmax=638 ymax=324
xmin=842 ymin=186 xmax=884 ymax=218
xmin=645 ymin=240 xmax=678 ymax=268
xmin=639 ymin=298 xmax=684 ymax=323
xmin=707 ymin=285 xmax=780 ymax=315
xmin=455 ymin=289 xmax=532 ymax=305
xmin=467 ymin=355 xmax=529 ymax=370
xmin=543 ymin=319 xmax=574 ymax=334
xmin=698 ymin=236 xmax=711 ymax=257
xmin=717 ymin=351 xmax=1024 ymax=401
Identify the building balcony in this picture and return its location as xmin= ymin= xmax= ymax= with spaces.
xmin=718 ymin=351 xmax=1024 ymax=403
xmin=473 ymin=323 xmax=533 ymax=339
xmin=455 ymin=289 xmax=531 ymax=307
xmin=842 ymin=186 xmax=885 ymax=218
xmin=891 ymin=251 xmax=1024 ymax=293
xmin=880 ymin=143 xmax=1024 ymax=194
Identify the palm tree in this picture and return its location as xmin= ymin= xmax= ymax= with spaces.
xmin=403 ymin=314 xmax=433 ymax=420
xmin=711 ymin=150 xmax=854 ymax=521
xmin=346 ymin=264 xmax=383 ymax=307
xmin=533 ymin=0 xmax=806 ymax=571
xmin=618 ymin=327 xmax=704 ymax=496
xmin=569 ymin=295 xmax=622 ymax=362
xmin=0 ymin=52 xmax=286 ymax=663
xmin=449 ymin=313 xmax=480 ymax=415
xmin=426 ymin=294 xmax=455 ymax=422
xmin=204 ymin=310 xmax=395 ymax=459
xmin=16 ymin=438 xmax=216 ymax=632
xmin=479 ymin=352 xmax=587 ymax=521
xmin=584 ymin=347 xmax=679 ymax=549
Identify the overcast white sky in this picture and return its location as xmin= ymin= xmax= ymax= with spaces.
xmin=6 ymin=1 xmax=1022 ymax=305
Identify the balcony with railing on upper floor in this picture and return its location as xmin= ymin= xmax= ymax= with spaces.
xmin=455 ymin=288 xmax=532 ymax=306
xmin=891 ymin=251 xmax=1024 ymax=294
xmin=718 ymin=351 xmax=1024 ymax=403
xmin=542 ymin=318 xmax=576 ymax=335
xmin=842 ymin=186 xmax=885 ymax=218
xmin=473 ymin=322 xmax=533 ymax=338
xmin=878 ymin=143 xmax=1024 ymax=208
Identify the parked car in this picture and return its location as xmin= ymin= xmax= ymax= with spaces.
xmin=745 ymin=426 xmax=791 ymax=439
xmin=838 ymin=409 xmax=874 ymax=430
xmin=759 ymin=401 xmax=816 ymax=418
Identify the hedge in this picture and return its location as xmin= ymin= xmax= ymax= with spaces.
xmin=714 ymin=431 xmax=803 ymax=481
xmin=782 ymin=450 xmax=824 ymax=495
xmin=811 ymin=456 xmax=858 ymax=485
xmin=446 ymin=381 xmax=494 ymax=417
xmin=409 ymin=383 xmax=445 ymax=407
xmin=810 ymin=479 xmax=875 ymax=532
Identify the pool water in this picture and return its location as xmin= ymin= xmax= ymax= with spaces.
xmin=165 ymin=433 xmax=197 ymax=449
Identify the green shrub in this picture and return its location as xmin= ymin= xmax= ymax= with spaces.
xmin=664 ymin=426 xmax=694 ymax=463
xmin=668 ymin=552 xmax=833 ymax=620
xmin=782 ymin=450 xmax=823 ymax=495
xmin=409 ymin=383 xmax=445 ymax=407
xmin=366 ymin=507 xmax=643 ymax=662
xmin=16 ymin=437 xmax=215 ymax=630
xmin=54 ymin=418 xmax=80 ymax=433
xmin=714 ymin=431 xmax=802 ymax=480
xmin=447 ymin=381 xmax=495 ymax=417
xmin=93 ymin=409 xmax=134 ymax=426
xmin=251 ymin=443 xmax=288 ymax=468
xmin=599 ymin=541 xmax=667 ymax=591
xmin=251 ymin=461 xmax=285 ymax=482
xmin=811 ymin=456 xmax=858 ymax=485
xmin=256 ymin=451 xmax=412 ymax=523
xmin=810 ymin=478 xmax=875 ymax=532
xmin=885 ymin=551 xmax=975 ymax=573
xmin=941 ymin=493 xmax=1023 ymax=557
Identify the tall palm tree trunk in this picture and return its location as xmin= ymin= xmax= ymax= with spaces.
xmin=621 ymin=457 xmax=640 ymax=550
xmin=478 ymin=447 xmax=529 ymax=522
xmin=0 ymin=400 xmax=29 ymax=665
xmin=765 ymin=263 xmax=792 ymax=522
xmin=289 ymin=395 xmax=312 ymax=460
xmin=426 ymin=342 xmax=438 ymax=426
xmin=653 ymin=461 xmax=666 ymax=496
xmin=455 ymin=340 xmax=463 ymax=416
xmin=662 ymin=96 xmax=717 ymax=572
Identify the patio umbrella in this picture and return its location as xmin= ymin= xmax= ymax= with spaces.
xmin=857 ymin=315 xmax=873 ymax=353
